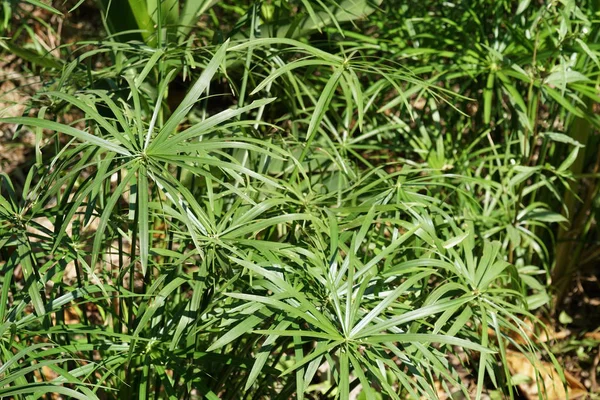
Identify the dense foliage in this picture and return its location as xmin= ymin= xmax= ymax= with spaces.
xmin=0 ymin=0 xmax=599 ymax=398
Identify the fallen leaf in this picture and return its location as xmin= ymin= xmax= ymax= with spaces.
xmin=505 ymin=350 xmax=587 ymax=400
xmin=584 ymin=331 xmax=600 ymax=341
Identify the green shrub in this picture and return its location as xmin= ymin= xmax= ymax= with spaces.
xmin=1 ymin=0 xmax=598 ymax=398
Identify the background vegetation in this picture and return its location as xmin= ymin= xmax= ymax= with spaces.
xmin=0 ymin=0 xmax=599 ymax=398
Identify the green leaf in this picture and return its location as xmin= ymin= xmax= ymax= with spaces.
xmin=339 ymin=349 xmax=350 ymax=399
xmin=516 ymin=0 xmax=531 ymax=14
xmin=254 ymin=0 xmax=383 ymax=39
xmin=0 ymin=384 xmax=97 ymax=400
xmin=17 ymin=242 xmax=45 ymax=316
xmin=44 ymin=91 xmax=135 ymax=153
xmin=293 ymin=66 xmax=344 ymax=175
xmin=363 ymin=333 xmax=493 ymax=354
xmin=245 ymin=320 xmax=291 ymax=390
xmin=26 ymin=0 xmax=63 ymax=15
xmin=0 ymin=39 xmax=62 ymax=69
xmin=91 ymin=165 xmax=137 ymax=270
xmin=544 ymin=86 xmax=584 ymax=118
xmin=153 ymin=40 xmax=230 ymax=149
xmin=179 ymin=0 xmax=219 ymax=40
xmin=207 ymin=314 xmax=266 ymax=352
xmin=523 ymin=209 xmax=568 ymax=223
xmin=134 ymin=48 xmax=165 ymax=89
xmin=357 ymin=296 xmax=475 ymax=338
xmin=127 ymin=0 xmax=155 ymax=42
xmin=132 ymin=277 xmax=186 ymax=337
xmin=251 ymin=60 xmax=335 ymax=95
xmin=2 ymin=117 xmax=131 ymax=156
xmin=349 ymin=271 xmax=432 ymax=338
xmin=541 ymin=132 xmax=584 ymax=147
xmin=154 ymin=98 xmax=276 ymax=151
xmin=442 ymin=230 xmax=468 ymax=249
xmin=558 ymin=146 xmax=579 ymax=172
xmin=544 ymin=70 xmax=589 ymax=87
xmin=575 ymin=38 xmax=600 ymax=68
xmin=279 ymin=340 xmax=344 ymax=376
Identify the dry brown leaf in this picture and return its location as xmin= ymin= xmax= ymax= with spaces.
xmin=508 ymin=318 xmax=571 ymax=345
xmin=583 ymin=331 xmax=600 ymax=341
xmin=505 ymin=350 xmax=587 ymax=400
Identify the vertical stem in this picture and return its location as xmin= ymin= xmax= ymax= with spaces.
xmin=116 ymin=169 xmax=124 ymax=335
xmin=73 ymin=258 xmax=92 ymax=359
xmin=238 ymin=3 xmax=257 ymax=109
xmin=509 ymin=23 xmax=543 ymax=263
xmin=124 ymin=196 xmax=139 ymax=399
xmin=129 ymin=197 xmax=139 ymax=329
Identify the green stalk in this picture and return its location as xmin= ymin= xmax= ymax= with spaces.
xmin=0 ymin=253 xmax=14 ymax=323
xmin=116 ymin=169 xmax=124 ymax=335
xmin=238 ymin=3 xmax=258 ymax=109
xmin=129 ymin=195 xmax=139 ymax=330
xmin=73 ymin=258 xmax=92 ymax=352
